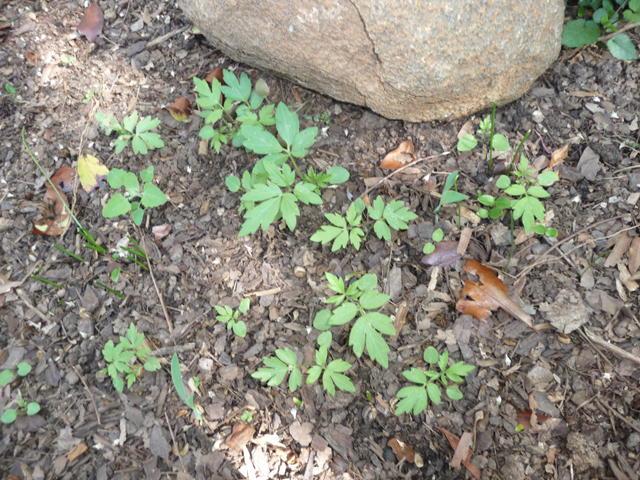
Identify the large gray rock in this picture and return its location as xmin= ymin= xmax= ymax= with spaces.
xmin=179 ymin=0 xmax=564 ymax=122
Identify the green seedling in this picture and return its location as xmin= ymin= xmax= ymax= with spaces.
xmin=313 ymin=272 xmax=395 ymax=368
xmin=423 ymin=228 xmax=444 ymax=255
xmin=215 ymin=297 xmax=250 ymax=338
xmin=101 ymin=322 xmax=161 ymax=392
xmin=102 ymin=166 xmax=167 ymax=226
xmin=1 ymin=362 xmax=41 ymax=423
xmin=252 ymin=331 xmax=355 ymax=396
xmin=0 ymin=362 xmax=32 ymax=387
xmin=304 ymin=110 xmax=331 ymax=125
xmin=434 ymin=171 xmax=470 ymax=214
xmin=111 ymin=267 xmax=121 ymax=282
xmin=60 ymin=55 xmax=76 ymax=64
xmin=83 ymin=88 xmax=98 ymax=103
xmin=563 ymin=0 xmax=639 ymax=61
xmin=395 ymin=346 xmax=475 ymax=416
xmin=367 ymin=196 xmax=418 ymax=241
xmin=95 ymin=110 xmax=164 ymax=155
xmin=311 ymin=199 xmax=366 ymax=251
xmin=303 ymin=165 xmax=349 ymax=194
xmin=241 ymin=411 xmax=253 ymax=422
xmin=293 ymin=397 xmax=304 ymax=407
xmin=457 ymin=115 xmax=509 ymax=154
xmin=477 ymin=155 xmax=559 ymax=236
xmin=171 ymin=353 xmax=202 ymax=422
xmin=4 ymin=83 xmax=27 ymax=103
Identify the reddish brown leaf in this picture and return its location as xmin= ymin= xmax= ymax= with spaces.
xmin=226 ymin=423 xmax=254 ymax=452
xmin=152 ymin=223 xmax=171 ymax=240
xmin=31 ymin=186 xmax=72 ymax=237
xmin=436 ymin=427 xmax=481 ymax=479
xmin=49 ymin=166 xmax=78 ymax=193
xmin=549 ymin=144 xmax=569 ymax=169
xmin=66 ymin=442 xmax=88 ymax=462
xmin=205 ymin=67 xmax=224 ymax=84
xmin=517 ymin=408 xmax=550 ymax=430
xmin=166 ymin=97 xmax=191 ymax=122
xmin=629 ymin=237 xmax=640 ymax=274
xmin=388 ymin=437 xmax=415 ymax=463
xmin=77 ymin=3 xmax=104 ymax=43
xmin=26 ymin=52 xmax=37 ymax=66
xmin=456 ymin=259 xmax=532 ymax=328
xmin=421 ymin=241 xmax=462 ymax=267
xmin=451 ymin=432 xmax=473 ymax=470
xmin=379 ymin=139 xmax=415 ymax=170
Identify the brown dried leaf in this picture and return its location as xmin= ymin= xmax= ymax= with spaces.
xmin=66 ymin=442 xmax=88 ymax=462
xmin=549 ymin=144 xmax=569 ymax=169
xmin=450 ymin=432 xmax=472 ymax=470
xmin=205 ymin=67 xmax=224 ymax=84
xmin=436 ymin=427 xmax=481 ymax=479
xmin=422 ymin=241 xmax=462 ymax=267
xmin=456 ymin=259 xmax=532 ymax=327
xmin=604 ymin=231 xmax=633 ymax=268
xmin=628 ymin=237 xmax=640 ymax=274
xmin=152 ymin=223 xmax=172 ymax=240
xmin=32 ymin=186 xmax=72 ymax=237
xmin=50 ymin=166 xmax=78 ymax=193
xmin=387 ymin=437 xmax=415 ymax=463
xmin=166 ymin=96 xmax=191 ymax=122
xmin=516 ymin=408 xmax=550 ymax=430
xmin=379 ymin=139 xmax=415 ymax=170
xmin=78 ymin=3 xmax=104 ymax=43
xmin=392 ymin=301 xmax=408 ymax=342
xmin=26 ymin=52 xmax=37 ymax=66
xmin=226 ymin=423 xmax=254 ymax=452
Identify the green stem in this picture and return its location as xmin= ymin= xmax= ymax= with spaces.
xmin=488 ymin=102 xmax=497 ymax=173
xmin=505 ymin=214 xmax=515 ymax=272
xmin=53 ymin=244 xmax=84 ymax=262
xmin=287 ymin=151 xmax=305 ymax=180
xmin=21 ymin=127 xmax=84 ymax=230
xmin=580 ymin=250 xmax=613 ymax=278
xmin=508 ymin=130 xmax=531 ymax=176
xmin=127 ymin=255 xmax=149 ymax=271
xmin=31 ymin=275 xmax=62 ymax=288
xmin=95 ymin=281 xmax=126 ymax=299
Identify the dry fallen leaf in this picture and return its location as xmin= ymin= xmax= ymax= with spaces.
xmin=436 ymin=427 xmax=481 ymax=479
xmin=77 ymin=154 xmax=108 ymax=193
xmin=66 ymin=442 xmax=88 ymax=462
xmin=32 ymin=185 xmax=72 ymax=237
xmin=392 ymin=301 xmax=409 ymax=342
xmin=450 ymin=431 xmax=472 ymax=470
xmin=78 ymin=3 xmax=104 ymax=43
xmin=456 ymin=259 xmax=532 ymax=328
xmin=226 ymin=423 xmax=255 ymax=452
xmin=517 ymin=408 xmax=550 ymax=430
xmin=422 ymin=241 xmax=462 ymax=267
xmin=604 ymin=231 xmax=633 ymax=268
xmin=629 ymin=237 xmax=640 ymax=274
xmin=549 ymin=144 xmax=569 ymax=169
xmin=205 ymin=67 xmax=224 ymax=84
xmin=379 ymin=139 xmax=415 ymax=170
xmin=49 ymin=165 xmax=78 ymax=192
xmin=26 ymin=51 xmax=37 ymax=66
xmin=387 ymin=437 xmax=415 ymax=463
xmin=166 ymin=96 xmax=191 ymax=122
xmin=152 ymin=223 xmax=172 ymax=240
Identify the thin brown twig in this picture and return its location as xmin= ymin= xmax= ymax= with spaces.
xmin=358 ymin=151 xmax=451 ymax=200
xmin=515 ymin=214 xmax=625 ymax=279
xmin=598 ymin=21 xmax=640 ymax=42
xmin=164 ymin=412 xmax=187 ymax=473
xmin=73 ymin=365 xmax=101 ymax=426
xmin=583 ymin=328 xmax=640 ymax=366
xmin=138 ymin=229 xmax=173 ymax=333
xmin=15 ymin=289 xmax=48 ymax=323
xmin=596 ymin=399 xmax=640 ymax=435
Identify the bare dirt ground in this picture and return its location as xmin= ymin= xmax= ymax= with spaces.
xmin=1 ymin=1 xmax=639 ymax=479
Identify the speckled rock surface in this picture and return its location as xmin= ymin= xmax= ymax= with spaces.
xmin=178 ymin=0 xmax=564 ymax=121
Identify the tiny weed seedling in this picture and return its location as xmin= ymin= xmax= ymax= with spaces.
xmin=101 ymin=322 xmax=161 ymax=392
xmin=311 ymin=198 xmax=366 ymax=251
xmin=4 ymin=83 xmax=27 ymax=103
xmin=102 ymin=166 xmax=167 ymax=226
xmin=477 ymin=155 xmax=559 ymax=236
xmin=457 ymin=103 xmax=509 ymax=172
xmin=241 ymin=411 xmax=253 ymax=422
xmin=433 ymin=171 xmax=470 ymax=214
xmin=395 ymin=346 xmax=475 ymax=416
xmin=304 ymin=110 xmax=331 ymax=125
xmin=171 ymin=353 xmax=203 ymax=421
xmin=423 ymin=228 xmax=444 ymax=255
xmin=95 ymin=110 xmax=164 ymax=155
xmin=368 ymin=196 xmax=418 ymax=242
xmin=215 ymin=297 xmax=250 ymax=338
xmin=0 ymin=362 xmax=40 ymax=424
xmin=314 ymin=272 xmax=395 ymax=368
xmin=562 ymin=0 xmax=639 ymax=60
xmin=252 ymin=331 xmax=355 ymax=396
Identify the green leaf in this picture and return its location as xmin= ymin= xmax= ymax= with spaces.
xmin=447 ymin=361 xmax=475 ymax=377
xmin=373 ymin=220 xmax=391 ymax=241
xmin=226 ymin=176 xmax=241 ymax=192
xmin=240 ymin=196 xmax=281 ymax=236
xmin=17 ymin=362 xmax=32 ymax=377
xmin=289 ymin=368 xmax=302 ymax=392
xmin=446 ymin=385 xmax=463 ymax=400
xmin=423 ymin=243 xmax=435 ymax=254
xmin=368 ymin=196 xmax=385 ymax=220
xmin=326 ymin=273 xmax=345 ymax=294
xmin=275 ymin=102 xmax=299 ymax=146
xmin=233 ymin=321 xmax=247 ymax=337
xmin=457 ymin=134 xmax=477 ymax=151
xmin=131 ymin=135 xmax=148 ymax=155
xmin=323 ymin=360 xmax=354 ymax=396
xmin=103 ymin=193 xmax=131 ymax=218
xmin=239 ymin=297 xmax=250 ymax=313
xmin=359 ymin=290 xmax=390 ymax=310
xmin=478 ymin=194 xmax=495 ymax=206
xmin=0 ymin=370 xmax=13 ymax=386
xmin=241 ymin=125 xmax=283 ymax=154
xmin=291 ymin=127 xmax=318 ymax=158
xmin=123 ymin=111 xmax=138 ymax=133
xmin=356 ymin=274 xmax=377 ymax=292
xmin=114 ymin=136 xmax=130 ymax=154
xmin=306 ymin=365 xmax=323 ymax=385
xmin=313 ymin=309 xmax=332 ymax=330
xmin=108 ymin=168 xmax=127 ymax=189
xmin=329 ymin=302 xmax=359 ymax=326
xmin=349 ymin=228 xmax=365 ymax=250
xmin=138 ymin=132 xmax=164 ymax=150
xmin=383 ymin=200 xmax=418 ymax=230
xmin=275 ymin=348 xmax=298 ymax=366
xmin=242 ymin=182 xmax=282 ymax=203
xmin=139 ymin=166 xmax=154 ymax=183
xmin=495 ymin=196 xmax=512 ymax=209
xmin=26 ymin=402 xmax=40 ymax=415
xmin=432 ymin=228 xmax=444 ymax=242
xmin=221 ymin=70 xmax=250 ymax=102
xmin=562 ymin=19 xmax=601 ymax=47
xmin=438 ymin=350 xmax=449 ymax=372
xmin=293 ymin=182 xmax=323 ymax=205
xmin=623 ymin=9 xmax=640 ymax=21
xmin=317 ymin=331 xmax=332 ymax=348
xmin=327 ymin=166 xmax=349 ymax=184
xmin=310 ymin=224 xmax=345 ymax=249
xmin=537 ymin=171 xmax=558 ymax=187
xmin=527 ymin=185 xmax=550 ymax=198
xmin=123 ymin=172 xmax=140 ymax=196
xmin=504 ymin=184 xmax=526 ymax=196
xmin=440 ymin=190 xmax=470 ymax=206
xmin=141 ymin=184 xmax=167 ymax=208
xmin=350 ymin=312 xmax=394 ymax=368
xmin=533 ymin=224 xmax=547 ymax=235
xmin=546 ymin=227 xmax=558 ymax=238
xmin=403 ymin=367 xmax=428 ymax=386
xmin=423 ymin=346 xmax=439 ymax=364
xmin=136 ymin=116 xmax=161 ymax=133
xmin=607 ymin=34 xmax=637 ymax=60
xmin=144 ymin=357 xmax=161 ymax=371
xmin=113 ymin=375 xmax=124 ymax=392
xmin=491 ymin=134 xmax=509 ymax=151
xmin=395 ymin=386 xmax=428 ymax=416
xmin=496 ymin=175 xmax=511 ymax=189
xmin=426 ymin=382 xmax=442 ymax=404
xmin=1 ymin=409 xmax=17 ymax=424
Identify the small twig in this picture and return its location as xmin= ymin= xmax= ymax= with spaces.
xmin=0 ymin=261 xmax=41 ymax=295
xmin=73 ymin=366 xmax=101 ymax=426
xmin=596 ymin=399 xmax=640 ymax=435
xmin=583 ymin=328 xmax=640 ymax=367
xmin=164 ymin=412 xmax=187 ymax=473
xmin=303 ymin=450 xmax=315 ymax=480
xmin=598 ymin=21 xmax=640 ymax=42
xmin=138 ymin=229 xmax=173 ymax=333
xmin=147 ymin=343 xmax=195 ymax=357
xmin=147 ymin=25 xmax=190 ymax=49
xmin=358 ymin=151 xmax=451 ymax=200
xmin=15 ymin=289 xmax=48 ymax=323
xmin=244 ymin=287 xmax=282 ymax=297
xmin=516 ymin=214 xmax=625 ymax=279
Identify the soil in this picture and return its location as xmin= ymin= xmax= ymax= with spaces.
xmin=1 ymin=1 xmax=639 ymax=480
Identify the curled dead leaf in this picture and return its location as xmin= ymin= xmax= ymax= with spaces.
xmin=421 ymin=241 xmax=462 ymax=267
xmin=26 ymin=52 xmax=37 ymax=66
xmin=436 ymin=427 xmax=481 ymax=480
xmin=380 ymin=139 xmax=415 ymax=170
xmin=66 ymin=442 xmax=88 ymax=462
xmin=32 ymin=185 xmax=72 ymax=237
xmin=152 ymin=223 xmax=171 ymax=240
xmin=78 ymin=3 xmax=104 ymax=43
xmin=50 ymin=165 xmax=78 ymax=193
xmin=205 ymin=67 xmax=224 ymax=84
xmin=388 ymin=437 xmax=415 ymax=463
xmin=549 ymin=144 xmax=568 ymax=169
xmin=226 ymin=423 xmax=254 ymax=452
xmin=166 ymin=97 xmax=191 ymax=122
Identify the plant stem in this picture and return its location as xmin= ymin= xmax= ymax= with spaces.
xmin=508 ymin=130 xmax=531 ymax=176
xmin=21 ymin=127 xmax=84 ymax=230
xmin=95 ymin=281 xmax=126 ymax=299
xmin=488 ymin=102 xmax=497 ymax=173
xmin=288 ymin=152 xmax=305 ymax=180
xmin=505 ymin=215 xmax=515 ymax=271
xmin=53 ymin=244 xmax=84 ymax=262
xmin=598 ymin=21 xmax=640 ymax=42
xmin=31 ymin=276 xmax=63 ymax=288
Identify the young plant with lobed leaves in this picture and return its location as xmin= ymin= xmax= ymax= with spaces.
xmin=102 ymin=166 xmax=167 ymax=226
xmin=477 ymin=155 xmax=559 ymax=237
xmin=251 ymin=331 xmax=355 ymax=396
xmin=215 ymin=297 xmax=250 ymax=338
xmin=562 ymin=0 xmax=639 ymax=60
xmin=395 ymin=346 xmax=475 ymax=416
xmin=101 ymin=322 xmax=161 ymax=392
xmin=313 ymin=272 xmax=395 ymax=368
xmin=95 ymin=111 xmax=164 ymax=155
